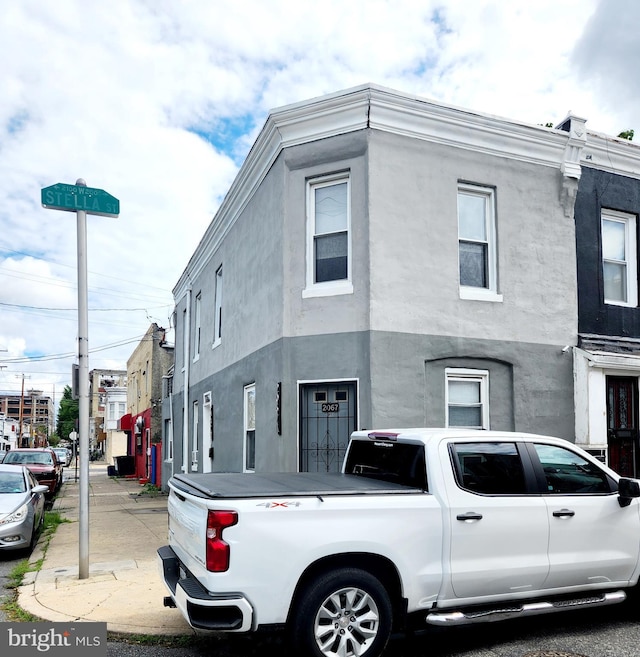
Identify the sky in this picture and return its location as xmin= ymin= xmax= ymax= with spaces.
xmin=0 ymin=0 xmax=638 ymax=411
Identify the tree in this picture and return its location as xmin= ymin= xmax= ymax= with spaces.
xmin=56 ymin=385 xmax=79 ymax=442
xmin=618 ymin=129 xmax=634 ymax=141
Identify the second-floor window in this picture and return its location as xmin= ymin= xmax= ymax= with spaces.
xmin=213 ymin=265 xmax=223 ymax=347
xmin=304 ymin=173 xmax=352 ymax=297
xmin=194 ymin=293 xmax=202 ymax=359
xmin=458 ymin=183 xmax=501 ymax=301
xmin=602 ymin=209 xmax=637 ymax=306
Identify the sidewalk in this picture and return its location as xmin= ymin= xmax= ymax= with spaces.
xmin=17 ymin=462 xmax=194 ymax=636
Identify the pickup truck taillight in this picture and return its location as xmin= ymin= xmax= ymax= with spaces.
xmin=206 ymin=510 xmax=238 ymax=572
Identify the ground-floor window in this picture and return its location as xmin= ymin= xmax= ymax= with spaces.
xmin=164 ymin=418 xmax=173 ymax=461
xmin=446 ymin=368 xmax=489 ymax=429
xmin=244 ymin=383 xmax=256 ymax=472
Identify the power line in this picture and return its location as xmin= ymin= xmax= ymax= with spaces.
xmin=0 ymin=301 xmax=171 ymax=312
xmin=0 ymin=267 xmax=173 ymax=304
xmin=0 ymin=244 xmax=174 ymax=294
xmin=0 ymin=334 xmax=154 ymax=364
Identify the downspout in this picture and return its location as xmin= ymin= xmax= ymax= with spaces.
xmin=182 ymin=285 xmax=192 ymax=472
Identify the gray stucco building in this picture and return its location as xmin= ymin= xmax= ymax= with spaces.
xmin=163 ymin=84 xmax=584 ymax=482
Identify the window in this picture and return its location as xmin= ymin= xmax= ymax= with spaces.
xmin=345 ymin=440 xmax=428 ymax=490
xmin=194 ymin=292 xmax=202 ymax=359
xmin=446 ymin=368 xmax=489 ymax=429
xmin=304 ymin=174 xmax=352 ymax=297
xmin=165 ymin=418 xmax=173 ymax=461
xmin=457 ymin=183 xmax=501 ymax=301
xmin=244 ymin=384 xmax=256 ymax=472
xmin=182 ymin=308 xmax=187 ymax=370
xmin=533 ymin=444 xmax=614 ymax=494
xmin=213 ymin=266 xmax=223 ymax=347
xmin=602 ymin=209 xmax=637 ymax=306
xmin=451 ymin=442 xmax=526 ymax=494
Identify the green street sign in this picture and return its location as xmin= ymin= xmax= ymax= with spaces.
xmin=41 ymin=183 xmax=119 ymax=217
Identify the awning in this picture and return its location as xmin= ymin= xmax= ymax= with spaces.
xmin=118 ymin=413 xmax=133 ymax=432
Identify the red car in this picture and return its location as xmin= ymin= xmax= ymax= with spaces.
xmin=3 ymin=448 xmax=63 ymax=498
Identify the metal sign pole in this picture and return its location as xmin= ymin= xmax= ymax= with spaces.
xmin=40 ymin=177 xmax=118 ymax=581
xmin=76 ymin=178 xmax=90 ymax=580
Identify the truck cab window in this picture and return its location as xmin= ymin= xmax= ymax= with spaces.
xmin=452 ymin=442 xmax=527 ymax=494
xmin=344 ymin=441 xmax=428 ymax=490
xmin=533 ymin=444 xmax=615 ymax=494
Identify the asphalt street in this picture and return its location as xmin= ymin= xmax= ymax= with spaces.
xmin=100 ymin=603 xmax=640 ymax=657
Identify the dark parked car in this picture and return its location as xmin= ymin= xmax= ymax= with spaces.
xmin=2 ymin=448 xmax=63 ymax=498
xmin=0 ymin=463 xmax=48 ymax=552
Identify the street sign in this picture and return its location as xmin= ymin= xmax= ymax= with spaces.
xmin=41 ymin=182 xmax=119 ymax=217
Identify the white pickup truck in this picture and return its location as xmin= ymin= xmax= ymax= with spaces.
xmin=158 ymin=428 xmax=640 ymax=657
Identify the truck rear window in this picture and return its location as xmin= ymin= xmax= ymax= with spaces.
xmin=344 ymin=441 xmax=427 ymax=490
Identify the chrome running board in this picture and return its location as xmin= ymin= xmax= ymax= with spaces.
xmin=426 ymin=590 xmax=626 ymax=625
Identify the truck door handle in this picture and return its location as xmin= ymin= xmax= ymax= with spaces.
xmin=552 ymin=508 xmax=575 ymax=518
xmin=457 ymin=512 xmax=483 ymax=521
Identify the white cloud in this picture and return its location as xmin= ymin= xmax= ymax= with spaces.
xmin=0 ymin=0 xmax=636 ymax=409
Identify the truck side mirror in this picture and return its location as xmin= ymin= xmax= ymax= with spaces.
xmin=618 ymin=477 xmax=640 ymax=507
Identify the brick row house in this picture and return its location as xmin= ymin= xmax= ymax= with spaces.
xmin=119 ymin=324 xmax=174 ymax=485
xmin=161 ymin=83 xmax=619 ymax=487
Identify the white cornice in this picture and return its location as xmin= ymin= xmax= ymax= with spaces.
xmin=581 ymin=129 xmax=640 ymax=179
xmin=174 ymin=86 xmax=372 ymax=297
xmin=367 ymin=85 xmax=567 ymax=167
xmin=174 ymin=84 xmax=640 ymax=297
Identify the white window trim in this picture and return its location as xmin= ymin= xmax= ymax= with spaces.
xmin=213 ymin=265 xmax=223 ymax=348
xmin=303 ymin=173 xmax=353 ymax=298
xmin=457 ymin=183 xmax=502 ymax=302
xmin=181 ymin=308 xmax=187 ymax=373
xmin=165 ymin=418 xmax=173 ymax=462
xmin=191 ymin=400 xmax=199 ymax=471
xmin=243 ymin=383 xmax=256 ymax=473
xmin=602 ymin=208 xmax=638 ymax=307
xmin=202 ymin=391 xmax=213 ymax=474
xmin=445 ymin=368 xmax=490 ymax=430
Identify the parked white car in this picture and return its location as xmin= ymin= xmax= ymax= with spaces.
xmin=0 ymin=463 xmax=48 ymax=552
xmin=52 ymin=447 xmax=71 ymax=467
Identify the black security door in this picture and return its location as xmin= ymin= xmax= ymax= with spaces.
xmin=299 ymin=382 xmax=357 ymax=473
xmin=606 ymin=376 xmax=639 ymax=477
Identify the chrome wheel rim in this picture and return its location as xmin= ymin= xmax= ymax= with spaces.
xmin=313 ymin=586 xmax=380 ymax=657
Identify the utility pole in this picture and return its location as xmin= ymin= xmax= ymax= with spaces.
xmin=16 ymin=374 xmax=30 ymax=447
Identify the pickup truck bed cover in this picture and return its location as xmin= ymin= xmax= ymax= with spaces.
xmin=171 ymin=472 xmax=425 ymax=499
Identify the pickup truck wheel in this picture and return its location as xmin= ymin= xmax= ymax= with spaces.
xmin=291 ymin=568 xmax=392 ymax=657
